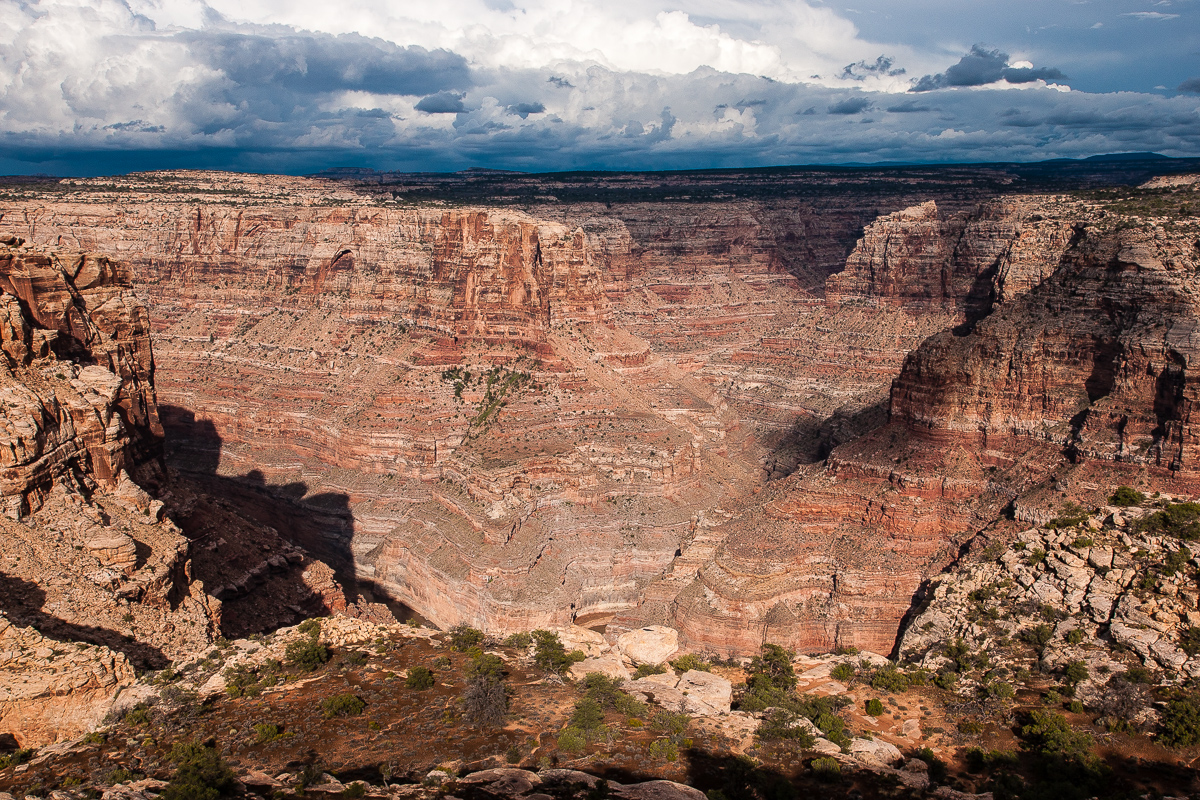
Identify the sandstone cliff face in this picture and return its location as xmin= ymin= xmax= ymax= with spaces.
xmin=8 ymin=171 xmax=1193 ymax=660
xmin=825 ymin=198 xmax=1078 ymax=315
xmin=0 ymin=239 xmax=229 ymax=745
xmin=635 ymin=205 xmax=1200 ymax=657
xmin=0 ymin=241 xmax=160 ymax=516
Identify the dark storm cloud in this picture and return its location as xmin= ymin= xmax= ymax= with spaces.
xmin=828 ymin=97 xmax=872 ymax=114
xmin=507 ymin=102 xmax=546 ymax=118
xmin=415 ymin=92 xmax=467 ymax=113
xmin=180 ymin=31 xmax=472 ymax=97
xmin=1179 ymin=78 xmax=1200 ymax=94
xmin=911 ymin=45 xmax=1066 ymax=92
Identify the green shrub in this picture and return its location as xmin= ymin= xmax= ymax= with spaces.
xmin=811 ymin=757 xmax=841 ymax=780
xmin=1159 ymin=691 xmax=1200 ymax=747
xmin=1109 ymin=486 xmax=1145 ymax=507
xmin=503 ymin=632 xmax=532 ymax=649
xmin=988 ymin=681 xmax=1015 ymax=700
xmin=1136 ymin=501 xmax=1200 ymax=541
xmin=0 ymin=748 xmax=34 ymax=770
xmin=297 ymin=618 xmax=322 ymax=637
xmin=123 ymin=703 xmax=152 ymax=726
xmin=320 ymin=693 xmax=366 ymax=718
xmin=557 ymin=726 xmax=587 ymax=754
xmin=1123 ymin=666 xmax=1153 ymax=684
xmin=648 ymin=738 xmax=679 ymax=762
xmin=1066 ymin=629 xmax=1086 ymax=646
xmin=756 ymin=708 xmax=816 ymax=745
xmin=405 ymin=667 xmax=434 ymax=690
xmin=831 ymin=663 xmax=856 ymax=682
xmin=531 ymin=630 xmax=586 ymax=674
xmin=160 ymin=741 xmax=236 ymax=800
xmin=670 ymin=653 xmax=711 ymax=673
xmin=1021 ymin=624 xmax=1054 ymax=656
xmin=1019 ymin=710 xmax=1093 ymax=762
xmin=865 ymin=698 xmax=884 ymax=716
xmin=747 ymin=644 xmax=797 ymax=691
xmin=870 ymin=666 xmax=909 ymax=693
xmin=634 ymin=662 xmax=668 ymax=679
xmin=341 ymin=650 xmax=368 ymax=667
xmin=341 ymin=783 xmax=366 ymax=798
xmin=833 ymin=644 xmax=859 ymax=656
xmin=1063 ymin=661 xmax=1089 ymax=687
xmin=1068 ymin=700 xmax=1084 ymax=713
xmin=651 ymin=711 xmax=692 ymax=743
xmin=285 ymin=637 xmax=329 ymax=672
xmin=934 ymin=671 xmax=958 ymax=690
xmin=1181 ymin=627 xmax=1200 ymax=657
xmin=465 ymin=653 xmax=506 ymax=681
xmin=448 ymin=624 xmax=484 ymax=652
xmin=571 ymin=697 xmax=605 ymax=732
xmin=253 ymin=722 xmax=287 ymax=743
xmin=958 ymin=719 xmax=984 ymax=735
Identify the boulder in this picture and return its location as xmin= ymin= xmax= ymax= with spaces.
xmin=849 ymin=737 xmax=903 ymax=768
xmin=611 ymin=781 xmax=706 ymax=800
xmin=558 ymin=626 xmax=609 ymax=658
xmin=617 ymin=626 xmax=679 ymax=665
xmin=676 ymin=669 xmax=732 ymax=715
xmin=460 ymin=768 xmax=542 ymax=795
xmin=569 ymin=653 xmax=631 ymax=682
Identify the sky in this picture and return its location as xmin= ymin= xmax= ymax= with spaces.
xmin=0 ymin=0 xmax=1198 ymax=175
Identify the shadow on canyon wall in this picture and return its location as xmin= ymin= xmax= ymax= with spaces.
xmin=0 ymin=571 xmax=168 ymax=669
xmin=159 ymin=404 xmax=394 ymax=639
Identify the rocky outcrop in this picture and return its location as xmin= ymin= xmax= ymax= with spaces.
xmin=0 ymin=614 xmax=136 ymax=746
xmin=0 ymin=240 xmax=160 ymax=517
xmin=825 ymin=198 xmax=1078 ymax=315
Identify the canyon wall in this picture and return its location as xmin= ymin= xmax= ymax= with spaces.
xmin=5 ymin=171 xmax=1196 ymax=658
xmin=638 ymin=206 xmax=1200 ymax=656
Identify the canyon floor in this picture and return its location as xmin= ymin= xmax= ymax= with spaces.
xmin=1 ymin=160 xmax=1200 ymax=798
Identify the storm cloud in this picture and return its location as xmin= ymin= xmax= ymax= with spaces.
xmin=0 ymin=0 xmax=1195 ymax=175
xmin=911 ymin=45 xmax=1066 ymax=91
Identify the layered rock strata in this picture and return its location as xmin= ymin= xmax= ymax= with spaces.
xmin=628 ymin=194 xmax=1200 ymax=655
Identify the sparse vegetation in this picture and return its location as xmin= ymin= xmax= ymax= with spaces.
xmin=405 ymin=666 xmax=435 ymax=689
xmin=531 ymin=629 xmax=586 ymax=674
xmin=160 ymin=741 xmax=237 ymax=800
xmin=1109 ymin=486 xmax=1145 ymax=506
xmin=448 ymin=624 xmax=484 ymax=652
xmin=320 ymin=693 xmax=367 ymax=718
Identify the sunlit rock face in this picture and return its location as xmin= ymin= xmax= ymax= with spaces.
xmin=7 ymin=171 xmax=1195 ymax=657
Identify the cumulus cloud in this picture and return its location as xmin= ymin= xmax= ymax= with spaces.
xmin=180 ymin=31 xmax=471 ymax=97
xmin=0 ymin=0 xmax=1196 ymax=175
xmin=841 ymin=56 xmax=905 ymax=81
xmin=1179 ymin=78 xmax=1200 ymax=94
xmin=911 ymin=45 xmax=1066 ymax=92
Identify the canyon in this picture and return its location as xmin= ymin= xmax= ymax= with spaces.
xmin=1 ymin=161 xmax=1198 ymax=677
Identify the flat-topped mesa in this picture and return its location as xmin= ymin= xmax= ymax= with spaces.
xmin=16 ymin=201 xmax=610 ymax=348
xmin=0 ymin=239 xmax=161 ymax=515
xmin=825 ymin=198 xmax=1077 ymax=316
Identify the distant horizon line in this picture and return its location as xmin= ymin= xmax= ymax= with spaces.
xmin=3 ymin=151 xmax=1198 ymax=181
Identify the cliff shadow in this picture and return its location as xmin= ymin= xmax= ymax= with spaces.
xmin=0 ymin=571 xmax=168 ymax=669
xmin=158 ymin=404 xmax=388 ymax=639
xmin=766 ymin=399 xmax=889 ymax=477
